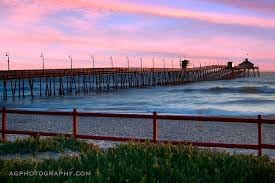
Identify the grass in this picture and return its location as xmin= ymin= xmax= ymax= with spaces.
xmin=0 ymin=136 xmax=96 ymax=154
xmin=0 ymin=137 xmax=274 ymax=182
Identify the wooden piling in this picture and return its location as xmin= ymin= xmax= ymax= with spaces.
xmin=73 ymin=108 xmax=78 ymax=139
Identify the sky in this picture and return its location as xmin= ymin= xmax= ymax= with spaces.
xmin=0 ymin=0 xmax=274 ymax=70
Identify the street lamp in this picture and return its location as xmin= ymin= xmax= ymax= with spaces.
xmin=171 ymin=58 xmax=174 ymax=68
xmin=91 ymin=56 xmax=95 ymax=68
xmin=126 ymin=56 xmax=129 ymax=69
xmin=140 ymin=57 xmax=143 ymax=70
xmin=152 ymin=58 xmax=155 ymax=69
xmin=110 ymin=56 xmax=114 ymax=68
xmin=162 ymin=59 xmax=165 ymax=68
xmin=69 ymin=55 xmax=72 ymax=70
xmin=40 ymin=53 xmax=45 ymax=71
xmin=5 ymin=52 xmax=10 ymax=71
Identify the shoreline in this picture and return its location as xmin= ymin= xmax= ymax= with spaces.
xmin=3 ymin=106 xmax=275 ymax=118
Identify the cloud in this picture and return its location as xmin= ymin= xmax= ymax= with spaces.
xmin=1 ymin=21 xmax=274 ymax=70
xmin=4 ymin=1 xmax=275 ymax=29
xmin=0 ymin=0 xmax=275 ymax=71
xmin=200 ymin=0 xmax=275 ymax=15
xmin=36 ymin=0 xmax=275 ymax=29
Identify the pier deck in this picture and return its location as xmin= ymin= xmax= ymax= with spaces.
xmin=0 ymin=66 xmax=224 ymax=80
xmin=0 ymin=65 xmax=256 ymax=100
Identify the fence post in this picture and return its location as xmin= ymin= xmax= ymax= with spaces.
xmin=73 ymin=109 xmax=78 ymax=139
xmin=153 ymin=111 xmax=158 ymax=143
xmin=258 ymin=115 xmax=262 ymax=156
xmin=2 ymin=107 xmax=7 ymax=142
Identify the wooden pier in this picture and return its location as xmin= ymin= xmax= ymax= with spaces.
xmin=0 ymin=65 xmax=256 ymax=100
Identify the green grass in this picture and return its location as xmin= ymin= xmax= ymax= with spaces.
xmin=0 ymin=137 xmax=274 ymax=183
xmin=0 ymin=136 xmax=97 ymax=154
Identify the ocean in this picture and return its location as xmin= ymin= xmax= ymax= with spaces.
xmin=1 ymin=72 xmax=275 ymax=117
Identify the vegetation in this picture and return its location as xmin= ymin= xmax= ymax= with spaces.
xmin=0 ymin=136 xmax=96 ymax=154
xmin=0 ymin=137 xmax=274 ymax=182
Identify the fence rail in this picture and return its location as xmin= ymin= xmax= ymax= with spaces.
xmin=1 ymin=107 xmax=275 ymax=156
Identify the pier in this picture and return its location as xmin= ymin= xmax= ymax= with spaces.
xmin=0 ymin=64 xmax=258 ymax=100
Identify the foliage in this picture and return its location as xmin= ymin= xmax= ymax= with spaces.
xmin=0 ymin=136 xmax=97 ymax=155
xmin=0 ymin=138 xmax=274 ymax=183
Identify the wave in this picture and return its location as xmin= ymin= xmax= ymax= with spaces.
xmin=170 ymin=86 xmax=275 ymax=94
xmin=145 ymin=107 xmax=266 ymax=116
xmin=6 ymin=105 xmax=272 ymax=117
xmin=220 ymin=99 xmax=275 ymax=105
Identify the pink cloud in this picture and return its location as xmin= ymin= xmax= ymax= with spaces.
xmin=4 ymin=1 xmax=275 ymax=29
xmin=34 ymin=0 xmax=275 ymax=29
xmin=1 ymin=23 xmax=274 ymax=71
xmin=201 ymin=0 xmax=275 ymax=15
xmin=0 ymin=0 xmax=275 ymax=71
xmin=0 ymin=0 xmax=56 ymax=25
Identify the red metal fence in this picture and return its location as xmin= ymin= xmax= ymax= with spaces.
xmin=1 ymin=107 xmax=275 ymax=156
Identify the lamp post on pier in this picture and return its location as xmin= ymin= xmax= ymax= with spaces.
xmin=162 ymin=59 xmax=165 ymax=68
xmin=171 ymin=58 xmax=174 ymax=68
xmin=152 ymin=57 xmax=155 ymax=69
xmin=140 ymin=57 xmax=143 ymax=70
xmin=110 ymin=56 xmax=114 ymax=68
xmin=5 ymin=52 xmax=10 ymax=71
xmin=69 ymin=56 xmax=73 ymax=70
xmin=40 ymin=53 xmax=45 ymax=71
xmin=126 ymin=56 xmax=130 ymax=69
xmin=91 ymin=56 xmax=95 ymax=68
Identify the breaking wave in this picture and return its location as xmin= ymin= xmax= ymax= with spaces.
xmin=171 ymin=86 xmax=275 ymax=94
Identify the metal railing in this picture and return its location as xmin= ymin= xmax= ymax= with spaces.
xmin=1 ymin=107 xmax=275 ymax=156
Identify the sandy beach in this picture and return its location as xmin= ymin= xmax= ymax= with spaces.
xmin=1 ymin=113 xmax=275 ymax=157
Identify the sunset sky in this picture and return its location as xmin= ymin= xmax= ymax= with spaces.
xmin=0 ymin=0 xmax=274 ymax=70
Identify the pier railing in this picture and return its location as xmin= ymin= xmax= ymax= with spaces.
xmin=1 ymin=107 xmax=274 ymax=156
xmin=0 ymin=66 xmax=224 ymax=80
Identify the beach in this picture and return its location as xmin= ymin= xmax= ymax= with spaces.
xmin=2 ymin=113 xmax=275 ymax=157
